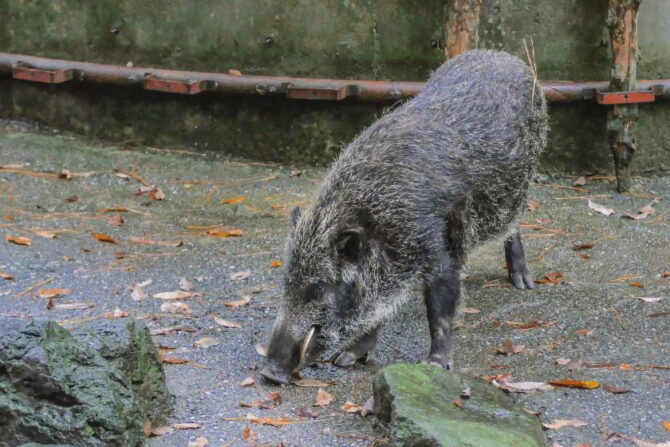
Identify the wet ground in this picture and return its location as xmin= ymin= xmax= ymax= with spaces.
xmin=1 ymin=120 xmax=669 ymax=447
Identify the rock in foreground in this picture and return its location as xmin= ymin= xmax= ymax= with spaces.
xmin=373 ymin=364 xmax=545 ymax=447
xmin=0 ymin=317 xmax=172 ymax=446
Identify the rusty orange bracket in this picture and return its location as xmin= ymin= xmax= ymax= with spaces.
xmin=12 ymin=64 xmax=73 ymax=84
xmin=143 ymin=74 xmax=213 ymax=95
xmin=596 ymin=89 xmax=656 ymax=105
xmin=286 ymin=84 xmax=350 ymax=101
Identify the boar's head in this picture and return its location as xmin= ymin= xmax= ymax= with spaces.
xmin=260 ymin=206 xmax=386 ymax=384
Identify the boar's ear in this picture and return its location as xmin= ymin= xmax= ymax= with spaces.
xmin=290 ymin=206 xmax=301 ymax=228
xmin=334 ymin=228 xmax=364 ymax=262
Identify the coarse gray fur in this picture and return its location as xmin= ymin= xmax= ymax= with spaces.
xmin=272 ymin=49 xmax=548 ymax=369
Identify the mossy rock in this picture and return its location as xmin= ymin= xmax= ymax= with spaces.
xmin=0 ymin=318 xmax=173 ymax=446
xmin=373 ymin=364 xmax=545 ymax=447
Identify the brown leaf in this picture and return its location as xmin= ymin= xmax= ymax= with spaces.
xmin=150 ymin=425 xmax=174 ymax=436
xmin=65 ymin=195 xmax=78 ymax=203
xmin=506 ymin=320 xmax=556 ymax=330
xmin=160 ymin=355 xmax=189 ymax=365
xmin=637 ymin=297 xmax=662 ymax=303
xmin=220 ymin=196 xmax=247 ymax=204
xmin=555 ymin=357 xmax=571 ymax=365
xmin=314 ymin=388 xmax=333 ymax=406
xmin=547 ymin=379 xmax=600 ymax=389
xmin=629 ymin=281 xmax=644 ymax=288
xmin=92 ymin=232 xmax=116 ymax=243
xmin=172 ymin=423 xmax=202 ymax=430
xmin=603 ymin=384 xmax=631 ymax=394
xmin=527 ymin=199 xmax=541 ymax=211
xmin=150 ymin=325 xmax=197 ymax=336
xmin=38 ymin=288 xmax=73 ymax=298
xmin=535 ymin=271 xmax=565 ymax=285
xmin=32 ymin=229 xmax=58 ymax=238
xmin=240 ymin=392 xmax=282 ymax=409
xmin=131 ymin=283 xmax=148 ymax=301
xmin=542 ymin=419 xmax=588 ymax=430
xmin=228 ymin=69 xmax=242 ymax=76
xmin=341 ymin=401 xmax=363 ymax=414
xmin=238 ymin=376 xmax=255 ymax=387
xmin=206 ymin=228 xmax=244 ymax=238
xmin=663 ymin=421 xmax=670 ymax=432
xmin=575 ymin=329 xmax=594 ymax=336
xmin=578 ymin=253 xmax=591 ymax=260
xmin=496 ymin=339 xmax=525 ymax=355
xmin=572 ymin=243 xmax=594 ymax=251
xmin=187 ymin=436 xmax=208 ymax=447
xmin=53 ymin=302 xmax=94 ymax=310
xmin=160 ymin=301 xmax=192 ymax=314
xmin=0 ymin=272 xmax=15 ymax=280
xmin=194 ymin=337 xmax=220 ymax=348
xmin=179 ymin=277 xmax=194 ymax=291
xmin=360 ymin=396 xmax=374 ymax=417
xmin=224 ymin=294 xmax=252 ymax=307
xmin=107 ymin=214 xmax=124 ymax=226
xmin=572 ymin=176 xmax=587 ymax=186
xmin=225 ymin=415 xmax=294 ymax=427
xmin=143 ymin=421 xmax=152 ymax=437
xmin=493 ymin=381 xmax=554 ymax=393
xmin=662 ymin=271 xmax=670 ymax=278
xmin=588 ymin=199 xmax=614 ymax=216
xmin=110 ymin=308 xmax=129 ymax=318
xmin=452 ymin=399 xmax=464 ymax=407
xmin=269 ymin=260 xmax=283 ymax=268
xmin=212 ymin=316 xmax=242 ymax=328
xmin=292 ymin=378 xmax=333 ymax=387
xmin=459 ymin=307 xmax=480 ymax=313
xmin=255 ymin=344 xmax=268 ymax=357
xmin=5 ymin=234 xmax=31 ymax=246
xmin=148 ymin=188 xmax=165 ymax=200
xmin=152 ymin=290 xmax=200 ymax=300
xmin=242 ymin=426 xmax=256 ymax=441
xmin=115 ymin=168 xmax=150 ymax=186
xmin=130 ymin=237 xmax=183 ymax=247
xmin=99 ymin=206 xmax=130 ymax=213
xmin=622 ymin=199 xmax=657 ymax=220
xmin=522 ymin=407 xmax=542 ymax=416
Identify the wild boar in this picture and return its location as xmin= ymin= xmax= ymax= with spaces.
xmin=260 ymin=50 xmax=548 ymax=384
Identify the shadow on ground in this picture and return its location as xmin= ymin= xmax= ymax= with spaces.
xmin=1 ymin=121 xmax=669 ymax=446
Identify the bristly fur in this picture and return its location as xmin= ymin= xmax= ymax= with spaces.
xmin=279 ymin=50 xmax=548 ymax=358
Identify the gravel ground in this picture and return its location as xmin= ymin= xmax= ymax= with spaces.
xmin=1 ymin=121 xmax=668 ymax=447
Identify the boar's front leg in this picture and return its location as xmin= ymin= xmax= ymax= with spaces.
xmin=332 ymin=327 xmax=379 ymax=367
xmin=504 ymin=231 xmax=535 ymax=290
xmin=423 ymin=256 xmax=462 ymax=370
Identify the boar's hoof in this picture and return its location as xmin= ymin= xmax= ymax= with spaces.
xmin=422 ymin=355 xmax=453 ymax=371
xmin=259 ymin=364 xmax=291 ymax=385
xmin=509 ymin=271 xmax=535 ymax=290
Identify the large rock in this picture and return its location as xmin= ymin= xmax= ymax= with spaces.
xmin=0 ymin=318 xmax=173 ymax=446
xmin=373 ymin=364 xmax=545 ymax=447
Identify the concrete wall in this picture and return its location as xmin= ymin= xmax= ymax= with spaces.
xmin=0 ymin=0 xmax=669 ymax=173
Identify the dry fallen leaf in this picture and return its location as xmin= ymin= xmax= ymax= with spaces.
xmin=224 ymin=413 xmax=295 ymax=427
xmin=314 ymin=388 xmax=333 ymax=406
xmin=0 ymin=272 xmax=15 ymax=280
xmin=110 ymin=308 xmax=129 ymax=319
xmin=240 ymin=392 xmax=282 ymax=409
xmin=255 ymin=344 xmax=268 ymax=357
xmin=572 ymin=176 xmax=587 ymax=186
xmin=292 ymin=378 xmax=333 ymax=387
xmin=572 ymin=243 xmax=594 ymax=251
xmin=662 ymin=271 xmax=670 ymax=278
xmin=206 ymin=228 xmax=244 ymax=238
xmin=153 ymin=290 xmax=200 ymax=300
xmin=547 ymin=379 xmax=600 ymax=389
xmin=622 ymin=199 xmax=657 ymax=220
xmin=555 ymin=357 xmax=571 ymax=365
xmin=452 ymin=399 xmax=464 ymax=408
xmin=535 ymin=272 xmax=565 ymax=285
xmin=230 ymin=271 xmax=251 ymax=281
xmin=171 ymin=423 xmax=201 ymax=430
xmin=527 ymin=199 xmax=541 ymax=211
xmin=242 ymin=426 xmax=256 ymax=442
xmin=492 ymin=381 xmax=554 ymax=393
xmin=99 ymin=206 xmax=130 ymax=213
xmin=213 ymin=315 xmax=242 ymax=328
xmin=637 ymin=297 xmax=662 ymax=303
xmin=341 ymin=401 xmax=364 ymax=414
xmin=506 ymin=320 xmax=555 ymax=330
xmin=150 ymin=425 xmax=174 ymax=436
xmin=187 ymin=436 xmax=208 ymax=447
xmin=603 ymin=384 xmax=632 ymax=394
xmin=588 ymin=199 xmax=614 ymax=216
xmin=221 ymin=196 xmax=247 ymax=204
xmin=92 ymin=232 xmax=116 ymax=244
xmin=238 ymin=376 xmax=255 ymax=387
xmin=228 ymin=69 xmax=242 ymax=76
xmin=32 ymin=229 xmax=58 ymax=238
xmin=575 ymin=329 xmax=594 ymax=336
xmin=131 ymin=283 xmax=148 ymax=301
xmin=542 ymin=419 xmax=588 ymax=430
xmin=160 ymin=355 xmax=189 ymax=365
xmin=130 ymin=237 xmax=183 ymax=247
xmin=5 ymin=234 xmax=31 ymax=246
xmin=107 ymin=214 xmax=124 ymax=226
xmin=160 ymin=301 xmax=192 ymax=314
xmin=496 ymin=339 xmax=525 ymax=356
xmin=269 ymin=260 xmax=283 ymax=268
xmin=663 ymin=421 xmax=670 ymax=432
xmin=53 ymin=302 xmax=94 ymax=310
xmin=459 ymin=307 xmax=480 ymax=314
xmin=38 ymin=288 xmax=73 ymax=298
xmin=194 ymin=337 xmax=220 ymax=348
xmin=629 ymin=281 xmax=644 ymax=288
xmin=143 ymin=421 xmax=152 ymax=437
xmin=150 ymin=325 xmax=197 ymax=336
xmin=224 ymin=295 xmax=252 ymax=307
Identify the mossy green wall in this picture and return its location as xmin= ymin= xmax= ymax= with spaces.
xmin=1 ymin=0 xmax=669 ymax=173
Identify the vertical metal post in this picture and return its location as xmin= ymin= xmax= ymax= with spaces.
xmin=444 ymin=0 xmax=482 ymax=59
xmin=606 ymin=0 xmax=642 ymax=192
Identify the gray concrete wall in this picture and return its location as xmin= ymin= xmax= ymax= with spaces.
xmin=0 ymin=0 xmax=669 ymax=173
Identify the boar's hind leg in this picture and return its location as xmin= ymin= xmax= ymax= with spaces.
xmin=504 ymin=231 xmax=535 ymax=290
xmin=332 ymin=327 xmax=380 ymax=367
xmin=423 ymin=257 xmax=462 ymax=370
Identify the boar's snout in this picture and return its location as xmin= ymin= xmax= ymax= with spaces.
xmin=260 ymin=325 xmax=320 ymax=385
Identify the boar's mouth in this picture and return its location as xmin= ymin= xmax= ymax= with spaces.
xmin=260 ymin=325 xmax=322 ymax=385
